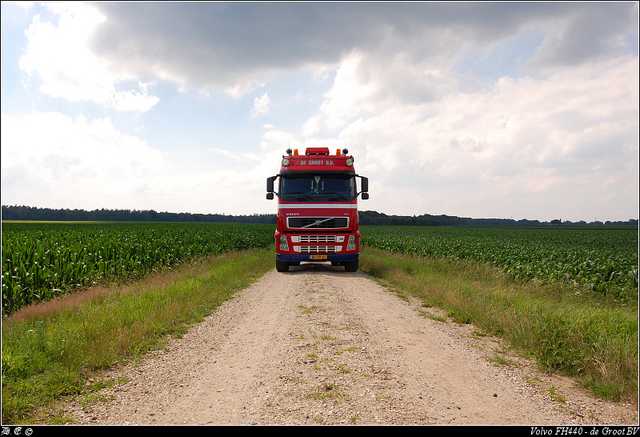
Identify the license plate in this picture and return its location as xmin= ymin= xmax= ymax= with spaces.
xmin=309 ymin=255 xmax=327 ymax=260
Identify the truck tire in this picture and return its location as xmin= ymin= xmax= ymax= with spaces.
xmin=276 ymin=259 xmax=289 ymax=272
xmin=345 ymin=259 xmax=358 ymax=272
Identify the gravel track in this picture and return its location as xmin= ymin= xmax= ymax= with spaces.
xmin=67 ymin=264 xmax=638 ymax=425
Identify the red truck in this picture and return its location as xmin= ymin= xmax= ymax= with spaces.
xmin=266 ymin=147 xmax=369 ymax=272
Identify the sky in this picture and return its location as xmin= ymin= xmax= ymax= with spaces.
xmin=1 ymin=2 xmax=638 ymax=222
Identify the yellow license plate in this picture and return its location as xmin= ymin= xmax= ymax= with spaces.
xmin=309 ymin=255 xmax=327 ymax=260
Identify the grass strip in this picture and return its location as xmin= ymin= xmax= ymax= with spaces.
xmin=2 ymin=247 xmax=274 ymax=424
xmin=359 ymin=247 xmax=638 ymax=404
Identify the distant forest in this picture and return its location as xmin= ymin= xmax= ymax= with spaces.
xmin=2 ymin=205 xmax=637 ymax=227
xmin=1 ymin=205 xmax=276 ymax=224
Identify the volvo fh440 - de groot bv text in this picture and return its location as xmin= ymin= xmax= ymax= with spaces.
xmin=266 ymin=147 xmax=369 ymax=272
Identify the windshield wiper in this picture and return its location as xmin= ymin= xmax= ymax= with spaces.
xmin=319 ymin=191 xmax=349 ymax=201
xmin=283 ymin=191 xmax=312 ymax=200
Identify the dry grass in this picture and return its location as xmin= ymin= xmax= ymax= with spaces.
xmin=3 ymin=253 xmax=237 ymax=326
xmin=2 ymin=248 xmax=274 ymax=424
xmin=359 ymin=247 xmax=638 ymax=404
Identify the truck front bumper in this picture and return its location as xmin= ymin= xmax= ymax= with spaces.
xmin=276 ymin=253 xmax=359 ymax=263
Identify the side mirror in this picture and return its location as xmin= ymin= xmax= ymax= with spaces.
xmin=361 ymin=192 xmax=369 ymax=200
xmin=266 ymin=176 xmax=276 ymax=193
xmin=266 ymin=176 xmax=278 ymax=200
xmin=359 ymin=176 xmax=368 ymax=193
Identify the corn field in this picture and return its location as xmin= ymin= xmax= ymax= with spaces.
xmin=3 ymin=222 xmax=637 ymax=315
xmin=2 ymin=222 xmax=275 ymax=315
xmin=361 ymin=225 xmax=638 ymax=300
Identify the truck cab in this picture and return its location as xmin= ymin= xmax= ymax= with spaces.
xmin=266 ymin=147 xmax=368 ymax=272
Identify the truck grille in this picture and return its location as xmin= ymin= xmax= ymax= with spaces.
xmin=287 ymin=217 xmax=349 ymax=229
xmin=299 ymin=235 xmax=337 ymax=243
xmin=299 ymin=246 xmax=340 ymax=253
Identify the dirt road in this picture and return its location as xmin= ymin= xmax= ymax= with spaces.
xmin=68 ymin=264 xmax=637 ymax=425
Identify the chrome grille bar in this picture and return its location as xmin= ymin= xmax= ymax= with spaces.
xmin=299 ymin=235 xmax=337 ymax=243
xmin=299 ymin=245 xmax=340 ymax=253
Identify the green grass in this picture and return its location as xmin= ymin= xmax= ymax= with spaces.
xmin=361 ymin=225 xmax=638 ymax=301
xmin=3 ymin=224 xmax=637 ymax=423
xmin=360 ymin=246 xmax=638 ymax=403
xmin=2 ymin=222 xmax=275 ymax=315
xmin=1 ymin=247 xmax=274 ymax=424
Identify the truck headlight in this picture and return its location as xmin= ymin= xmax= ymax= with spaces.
xmin=347 ymin=235 xmax=356 ymax=251
xmin=279 ymin=235 xmax=289 ymax=251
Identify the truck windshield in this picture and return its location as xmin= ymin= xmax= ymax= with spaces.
xmin=279 ymin=173 xmax=356 ymax=201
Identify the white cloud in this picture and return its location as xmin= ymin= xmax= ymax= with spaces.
xmin=1 ymin=111 xmax=165 ymax=209
xmin=250 ymin=92 xmax=271 ymax=118
xmin=334 ymin=56 xmax=638 ymax=221
xmin=18 ymin=2 xmax=159 ymax=112
xmin=211 ymin=148 xmax=261 ymax=162
xmin=303 ymin=52 xmax=376 ymax=136
xmin=303 ymin=49 xmax=457 ymax=136
xmin=0 ymin=111 xmax=283 ymax=215
xmin=3 ymin=2 xmax=637 ymax=220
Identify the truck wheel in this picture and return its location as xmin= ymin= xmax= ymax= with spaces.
xmin=276 ymin=259 xmax=289 ymax=272
xmin=345 ymin=259 xmax=358 ymax=272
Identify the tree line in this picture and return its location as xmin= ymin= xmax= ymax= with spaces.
xmin=1 ymin=205 xmax=276 ymax=224
xmin=2 ymin=205 xmax=637 ymax=227
xmin=358 ymin=210 xmax=638 ymax=227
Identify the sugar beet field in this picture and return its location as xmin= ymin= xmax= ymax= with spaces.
xmin=2 ymin=222 xmax=638 ymax=315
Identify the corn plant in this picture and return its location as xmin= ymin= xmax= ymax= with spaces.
xmin=361 ymin=226 xmax=638 ymax=301
xmin=2 ymin=222 xmax=275 ymax=315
